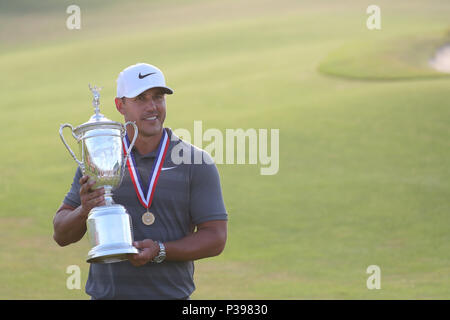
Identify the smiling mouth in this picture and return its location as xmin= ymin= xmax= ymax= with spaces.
xmin=144 ymin=116 xmax=157 ymax=121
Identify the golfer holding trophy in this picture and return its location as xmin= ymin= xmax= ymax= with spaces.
xmin=53 ymin=63 xmax=228 ymax=299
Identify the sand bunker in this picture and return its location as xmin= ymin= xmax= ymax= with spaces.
xmin=429 ymin=44 xmax=450 ymax=73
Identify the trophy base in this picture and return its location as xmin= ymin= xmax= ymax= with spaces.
xmin=86 ymin=204 xmax=138 ymax=264
xmin=87 ymin=242 xmax=139 ymax=264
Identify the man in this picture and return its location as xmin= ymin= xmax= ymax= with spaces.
xmin=53 ymin=63 xmax=228 ymax=299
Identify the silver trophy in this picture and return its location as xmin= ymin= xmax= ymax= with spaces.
xmin=59 ymin=84 xmax=139 ymax=263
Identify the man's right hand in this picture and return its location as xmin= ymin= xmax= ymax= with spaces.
xmin=53 ymin=175 xmax=105 ymax=246
xmin=79 ymin=175 xmax=105 ymax=216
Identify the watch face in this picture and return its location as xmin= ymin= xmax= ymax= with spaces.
xmin=154 ymin=253 xmax=165 ymax=263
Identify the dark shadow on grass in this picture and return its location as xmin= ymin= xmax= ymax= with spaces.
xmin=317 ymin=66 xmax=450 ymax=83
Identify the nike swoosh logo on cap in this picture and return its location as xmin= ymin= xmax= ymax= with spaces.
xmin=161 ymin=166 xmax=178 ymax=171
xmin=138 ymin=72 xmax=156 ymax=79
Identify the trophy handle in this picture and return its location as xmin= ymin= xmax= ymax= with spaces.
xmin=123 ymin=121 xmax=138 ymax=160
xmin=59 ymin=123 xmax=83 ymax=167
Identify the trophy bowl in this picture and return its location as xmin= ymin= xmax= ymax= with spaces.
xmin=59 ymin=84 xmax=139 ymax=263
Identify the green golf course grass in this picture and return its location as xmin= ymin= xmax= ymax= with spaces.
xmin=0 ymin=0 xmax=449 ymax=299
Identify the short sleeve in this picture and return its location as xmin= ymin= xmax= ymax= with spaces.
xmin=189 ymin=151 xmax=228 ymax=225
xmin=63 ymin=167 xmax=83 ymax=208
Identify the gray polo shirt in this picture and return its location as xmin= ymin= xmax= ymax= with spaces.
xmin=63 ymin=128 xmax=228 ymax=299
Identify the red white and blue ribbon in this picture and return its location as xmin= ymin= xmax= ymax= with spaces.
xmin=122 ymin=129 xmax=169 ymax=210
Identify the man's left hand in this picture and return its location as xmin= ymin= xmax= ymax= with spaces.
xmin=128 ymin=239 xmax=159 ymax=267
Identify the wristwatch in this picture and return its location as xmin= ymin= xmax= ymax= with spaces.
xmin=152 ymin=241 xmax=166 ymax=263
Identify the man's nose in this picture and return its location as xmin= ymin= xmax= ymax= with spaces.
xmin=144 ymin=98 xmax=157 ymax=111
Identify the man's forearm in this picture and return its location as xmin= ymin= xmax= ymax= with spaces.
xmin=53 ymin=205 xmax=88 ymax=247
xmin=164 ymin=220 xmax=227 ymax=262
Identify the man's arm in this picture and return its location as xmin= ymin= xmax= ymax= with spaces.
xmin=165 ymin=220 xmax=227 ymax=261
xmin=128 ymin=220 xmax=227 ymax=267
xmin=53 ymin=176 xmax=105 ymax=247
xmin=53 ymin=203 xmax=88 ymax=247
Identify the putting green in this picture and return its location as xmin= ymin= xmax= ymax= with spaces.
xmin=319 ymin=31 xmax=450 ymax=80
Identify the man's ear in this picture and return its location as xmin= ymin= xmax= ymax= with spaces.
xmin=115 ymin=97 xmax=125 ymax=115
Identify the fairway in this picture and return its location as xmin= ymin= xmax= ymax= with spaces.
xmin=0 ymin=0 xmax=449 ymax=299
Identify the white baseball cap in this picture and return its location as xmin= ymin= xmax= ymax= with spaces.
xmin=116 ymin=63 xmax=174 ymax=98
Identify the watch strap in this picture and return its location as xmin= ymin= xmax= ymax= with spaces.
xmin=152 ymin=241 xmax=166 ymax=263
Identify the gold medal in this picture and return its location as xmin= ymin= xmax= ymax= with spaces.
xmin=142 ymin=210 xmax=155 ymax=226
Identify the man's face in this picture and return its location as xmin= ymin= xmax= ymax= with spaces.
xmin=115 ymin=87 xmax=166 ymax=138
